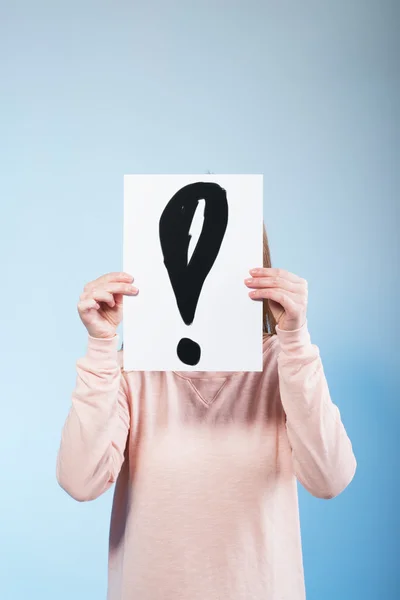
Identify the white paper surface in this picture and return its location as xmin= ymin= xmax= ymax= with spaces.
xmin=123 ymin=174 xmax=263 ymax=372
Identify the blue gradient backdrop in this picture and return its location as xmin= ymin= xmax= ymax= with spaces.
xmin=1 ymin=1 xmax=399 ymax=599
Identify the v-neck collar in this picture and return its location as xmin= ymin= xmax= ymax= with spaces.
xmin=173 ymin=371 xmax=243 ymax=406
xmin=171 ymin=334 xmax=277 ymax=406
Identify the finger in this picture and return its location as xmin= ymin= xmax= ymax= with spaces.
xmin=244 ymin=276 xmax=301 ymax=293
xmin=249 ymin=267 xmax=305 ymax=285
xmin=78 ymin=298 xmax=100 ymax=313
xmin=249 ymin=287 xmax=304 ymax=311
xmin=81 ymin=282 xmax=138 ymax=299
xmin=97 ymin=272 xmax=134 ymax=284
xmin=84 ymin=272 xmax=134 ymax=293
xmin=89 ymin=290 xmax=116 ymax=308
xmin=103 ymin=282 xmax=139 ymax=296
xmin=114 ymin=293 xmax=124 ymax=307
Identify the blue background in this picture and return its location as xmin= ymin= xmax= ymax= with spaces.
xmin=1 ymin=1 xmax=399 ymax=598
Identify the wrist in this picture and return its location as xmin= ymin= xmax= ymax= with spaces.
xmin=275 ymin=318 xmax=312 ymax=354
xmin=86 ymin=333 xmax=120 ymax=362
xmin=87 ymin=332 xmax=117 ymax=340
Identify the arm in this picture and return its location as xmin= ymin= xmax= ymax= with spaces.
xmin=276 ymin=320 xmax=357 ymax=499
xmin=56 ymin=334 xmax=130 ymax=502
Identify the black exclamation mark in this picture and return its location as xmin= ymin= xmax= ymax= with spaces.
xmin=159 ymin=182 xmax=229 ymax=366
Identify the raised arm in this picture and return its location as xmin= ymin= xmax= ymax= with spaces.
xmin=246 ymin=267 xmax=356 ymax=499
xmin=276 ymin=321 xmax=357 ymax=499
xmin=57 ymin=271 xmax=138 ymax=502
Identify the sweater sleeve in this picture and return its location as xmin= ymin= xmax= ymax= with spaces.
xmin=56 ymin=334 xmax=130 ymax=502
xmin=276 ymin=320 xmax=357 ymax=499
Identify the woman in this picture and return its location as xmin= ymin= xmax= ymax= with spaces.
xmin=56 ymin=224 xmax=356 ymax=600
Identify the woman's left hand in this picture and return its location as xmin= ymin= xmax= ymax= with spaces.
xmin=245 ymin=268 xmax=308 ymax=331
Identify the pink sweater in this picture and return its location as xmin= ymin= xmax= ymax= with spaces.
xmin=56 ymin=320 xmax=356 ymax=600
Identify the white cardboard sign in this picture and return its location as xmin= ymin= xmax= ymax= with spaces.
xmin=123 ymin=174 xmax=263 ymax=372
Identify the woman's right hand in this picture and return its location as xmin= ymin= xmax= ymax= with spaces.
xmin=78 ymin=272 xmax=139 ymax=339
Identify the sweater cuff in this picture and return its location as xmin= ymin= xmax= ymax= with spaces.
xmin=275 ymin=319 xmax=312 ymax=354
xmin=86 ymin=334 xmax=120 ymax=362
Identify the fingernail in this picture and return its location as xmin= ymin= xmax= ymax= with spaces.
xmin=250 ymin=269 xmax=260 ymax=275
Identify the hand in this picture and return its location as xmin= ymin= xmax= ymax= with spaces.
xmin=245 ymin=267 xmax=308 ymax=331
xmin=78 ymin=272 xmax=138 ymax=339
